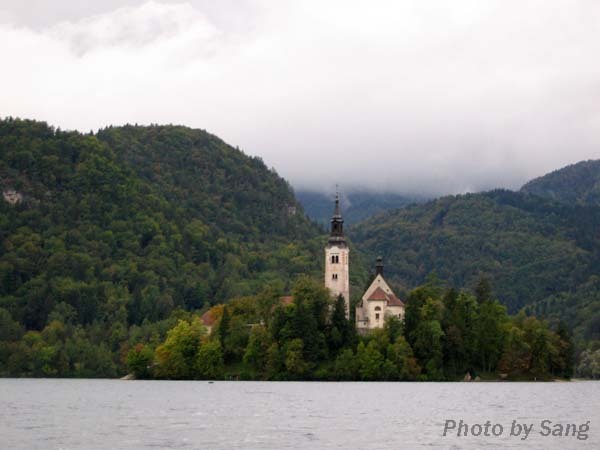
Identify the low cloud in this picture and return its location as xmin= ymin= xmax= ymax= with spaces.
xmin=1 ymin=0 xmax=600 ymax=195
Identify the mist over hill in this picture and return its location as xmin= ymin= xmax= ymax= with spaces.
xmin=295 ymin=189 xmax=427 ymax=226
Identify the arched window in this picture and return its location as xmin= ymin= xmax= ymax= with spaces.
xmin=332 ymin=274 xmax=338 ymax=280
xmin=374 ymin=306 xmax=381 ymax=311
xmin=335 ymin=255 xmax=339 ymax=263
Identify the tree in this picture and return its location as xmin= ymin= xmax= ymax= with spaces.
xmin=0 ymin=308 xmax=23 ymax=341
xmin=384 ymin=315 xmax=404 ymax=344
xmin=552 ymin=321 xmax=574 ymax=379
xmin=333 ymin=348 xmax=358 ymax=380
xmin=218 ymin=306 xmax=230 ymax=350
xmin=327 ymin=294 xmax=351 ymax=354
xmin=285 ymin=338 xmax=309 ymax=379
xmin=412 ymin=317 xmax=445 ymax=380
xmin=475 ymin=276 xmax=492 ymax=304
xmin=498 ymin=324 xmax=530 ymax=378
xmin=243 ymin=325 xmax=271 ymax=374
xmin=154 ymin=319 xmax=205 ymax=379
xmin=195 ymin=340 xmax=224 ymax=379
xmin=476 ymin=300 xmax=508 ymax=372
xmin=387 ymin=336 xmax=420 ymax=380
xmin=265 ymin=342 xmax=284 ymax=380
xmin=126 ymin=343 xmax=154 ymax=379
xmin=357 ymin=341 xmax=385 ymax=380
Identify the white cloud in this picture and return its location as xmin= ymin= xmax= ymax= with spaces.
xmin=48 ymin=1 xmax=218 ymax=55
xmin=1 ymin=0 xmax=600 ymax=195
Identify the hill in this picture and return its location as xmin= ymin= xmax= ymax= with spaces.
xmin=0 ymin=118 xmax=325 ymax=376
xmin=349 ymin=189 xmax=600 ymax=349
xmin=521 ymin=159 xmax=600 ymax=206
xmin=296 ymin=189 xmax=424 ymax=225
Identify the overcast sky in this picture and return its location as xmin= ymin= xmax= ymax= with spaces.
xmin=1 ymin=0 xmax=599 ymax=195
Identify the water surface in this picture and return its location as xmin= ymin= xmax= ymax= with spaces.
xmin=1 ymin=379 xmax=598 ymax=449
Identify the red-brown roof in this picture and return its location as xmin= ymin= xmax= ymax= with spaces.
xmin=201 ymin=310 xmax=216 ymax=327
xmin=279 ymin=296 xmax=294 ymax=306
xmin=367 ymin=287 xmax=404 ymax=307
xmin=367 ymin=287 xmax=389 ymax=301
xmin=387 ymin=294 xmax=405 ymax=307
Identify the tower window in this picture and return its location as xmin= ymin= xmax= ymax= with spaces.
xmin=331 ymin=255 xmax=340 ymax=264
xmin=335 ymin=255 xmax=339 ymax=263
xmin=332 ymin=273 xmax=338 ymax=280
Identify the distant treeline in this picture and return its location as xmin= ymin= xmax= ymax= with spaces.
xmin=124 ymin=277 xmax=580 ymax=382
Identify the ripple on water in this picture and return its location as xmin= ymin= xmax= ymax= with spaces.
xmin=1 ymin=380 xmax=599 ymax=450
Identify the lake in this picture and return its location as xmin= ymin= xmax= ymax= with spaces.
xmin=0 ymin=379 xmax=598 ymax=449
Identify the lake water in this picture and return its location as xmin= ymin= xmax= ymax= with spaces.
xmin=0 ymin=379 xmax=598 ymax=450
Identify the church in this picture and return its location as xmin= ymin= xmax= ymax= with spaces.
xmin=324 ymin=194 xmax=405 ymax=331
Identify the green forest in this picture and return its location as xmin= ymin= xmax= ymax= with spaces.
xmin=1 ymin=117 xmax=599 ymax=379
xmin=350 ymin=189 xmax=600 ymax=372
xmin=0 ymin=118 xmax=327 ymax=377
xmin=126 ymin=277 xmax=573 ymax=381
xmin=521 ymin=159 xmax=600 ymax=206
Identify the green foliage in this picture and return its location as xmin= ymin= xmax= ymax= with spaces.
xmin=520 ymin=159 xmax=600 ymax=207
xmin=126 ymin=344 xmax=154 ymax=379
xmin=356 ymin=341 xmax=386 ymax=380
xmin=351 ymin=187 xmax=600 ymax=366
xmin=195 ymin=340 xmax=224 ymax=380
xmin=0 ymin=118 xmax=323 ymax=377
xmin=154 ymin=319 xmax=206 ymax=379
xmin=387 ymin=336 xmax=420 ymax=380
xmin=576 ymin=349 xmax=600 ymax=379
xmin=285 ymin=338 xmax=309 ymax=379
xmin=333 ymin=348 xmax=359 ymax=380
xmin=84 ymin=277 xmax=578 ymax=380
xmin=0 ymin=118 xmax=586 ymax=379
xmin=351 ymin=189 xmax=600 ymax=314
xmin=243 ymin=325 xmax=271 ymax=371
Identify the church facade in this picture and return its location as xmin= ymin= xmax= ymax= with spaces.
xmin=355 ymin=257 xmax=404 ymax=332
xmin=324 ymin=195 xmax=404 ymax=330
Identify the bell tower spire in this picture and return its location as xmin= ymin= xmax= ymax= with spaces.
xmin=329 ymin=188 xmax=346 ymax=244
xmin=324 ymin=187 xmax=350 ymax=318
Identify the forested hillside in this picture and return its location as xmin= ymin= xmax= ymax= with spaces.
xmin=0 ymin=118 xmax=325 ymax=376
xmin=521 ymin=159 xmax=600 ymax=206
xmin=1 ymin=117 xmax=598 ymax=378
xmin=350 ymin=189 xmax=600 ymax=355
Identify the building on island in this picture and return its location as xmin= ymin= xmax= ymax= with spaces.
xmin=355 ymin=256 xmax=404 ymax=332
xmin=324 ymin=192 xmax=350 ymax=318
xmin=323 ymin=193 xmax=405 ymax=331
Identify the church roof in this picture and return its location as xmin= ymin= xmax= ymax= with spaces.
xmin=367 ymin=286 xmax=405 ymax=307
xmin=387 ymin=294 xmax=404 ymax=307
xmin=367 ymin=287 xmax=389 ymax=301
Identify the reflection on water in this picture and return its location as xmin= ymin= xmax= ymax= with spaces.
xmin=0 ymin=379 xmax=598 ymax=449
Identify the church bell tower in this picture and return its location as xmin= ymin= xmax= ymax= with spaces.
xmin=324 ymin=191 xmax=350 ymax=318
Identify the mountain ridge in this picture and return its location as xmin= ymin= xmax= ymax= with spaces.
xmin=521 ymin=159 xmax=600 ymax=206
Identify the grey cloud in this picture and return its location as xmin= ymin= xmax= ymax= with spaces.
xmin=1 ymin=0 xmax=599 ymax=196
